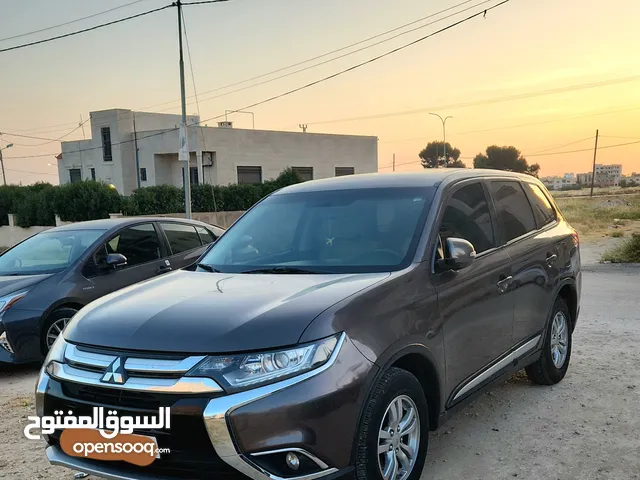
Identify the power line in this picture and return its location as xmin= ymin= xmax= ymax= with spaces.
xmin=529 ymin=136 xmax=595 ymax=155
xmin=140 ymin=0 xmax=492 ymax=113
xmin=599 ymin=135 xmax=640 ymax=140
xmin=526 ymin=139 xmax=640 ymax=157
xmin=182 ymin=0 xmax=230 ymax=4
xmin=1 ymin=119 xmax=89 ymax=146
xmin=0 ymin=0 xmax=152 ymax=43
xmin=380 ymin=106 xmax=640 ymax=144
xmin=0 ymin=4 xmax=174 ymax=54
xmin=4 ymin=167 xmax=59 ymax=177
xmin=7 ymin=1 xmax=511 ymax=162
xmin=306 ymin=74 xmax=640 ymax=126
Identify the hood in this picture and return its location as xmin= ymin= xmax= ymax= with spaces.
xmin=65 ymin=270 xmax=389 ymax=354
xmin=0 ymin=274 xmax=51 ymax=298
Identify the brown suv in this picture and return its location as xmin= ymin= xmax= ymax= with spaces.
xmin=37 ymin=169 xmax=581 ymax=480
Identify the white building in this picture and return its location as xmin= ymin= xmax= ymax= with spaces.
xmin=541 ymin=173 xmax=577 ymax=190
xmin=58 ymin=109 xmax=378 ymax=194
xmin=576 ymin=164 xmax=623 ymax=188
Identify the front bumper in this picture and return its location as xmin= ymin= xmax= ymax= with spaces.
xmin=0 ymin=308 xmax=43 ymax=364
xmin=37 ymin=334 xmax=375 ymax=479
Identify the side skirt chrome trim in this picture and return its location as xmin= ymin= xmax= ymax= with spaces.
xmin=203 ymin=333 xmax=346 ymax=480
xmin=452 ymin=334 xmax=541 ymax=403
xmin=252 ymin=447 xmax=330 ymax=470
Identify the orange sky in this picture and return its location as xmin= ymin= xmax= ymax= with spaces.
xmin=1 ymin=0 xmax=639 ymax=184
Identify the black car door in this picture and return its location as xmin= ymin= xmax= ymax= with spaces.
xmin=493 ymin=180 xmax=560 ymax=345
xmin=81 ymin=222 xmax=169 ymax=301
xmin=157 ymin=222 xmax=214 ymax=270
xmin=430 ymin=180 xmax=515 ymax=405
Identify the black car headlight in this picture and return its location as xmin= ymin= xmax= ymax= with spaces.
xmin=186 ymin=334 xmax=342 ymax=392
xmin=0 ymin=290 xmax=29 ymax=354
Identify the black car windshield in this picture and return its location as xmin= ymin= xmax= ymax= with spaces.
xmin=200 ymin=186 xmax=436 ymax=273
xmin=0 ymin=229 xmax=106 ymax=275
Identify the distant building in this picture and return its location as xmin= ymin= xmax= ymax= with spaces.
xmin=58 ymin=109 xmax=378 ymax=195
xmin=541 ymin=173 xmax=577 ymax=190
xmin=576 ymin=164 xmax=623 ymax=188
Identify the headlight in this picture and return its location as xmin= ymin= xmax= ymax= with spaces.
xmin=0 ymin=290 xmax=28 ymax=317
xmin=187 ymin=334 xmax=342 ymax=392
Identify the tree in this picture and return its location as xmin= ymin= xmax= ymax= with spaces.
xmin=419 ymin=141 xmax=463 ymax=169
xmin=473 ymin=145 xmax=540 ymax=177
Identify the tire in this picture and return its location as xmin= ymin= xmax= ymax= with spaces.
xmin=525 ymin=297 xmax=572 ymax=385
xmin=41 ymin=307 xmax=78 ymax=355
xmin=355 ymin=367 xmax=429 ymax=480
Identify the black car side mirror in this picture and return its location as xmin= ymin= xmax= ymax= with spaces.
xmin=105 ymin=253 xmax=128 ymax=268
xmin=436 ymin=237 xmax=476 ymax=271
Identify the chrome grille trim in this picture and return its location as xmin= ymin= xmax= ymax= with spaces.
xmin=48 ymin=361 xmax=223 ymax=394
xmin=65 ymin=344 xmax=116 ymax=369
xmin=125 ymin=355 xmax=205 ymax=374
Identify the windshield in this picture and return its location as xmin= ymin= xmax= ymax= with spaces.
xmin=200 ymin=187 xmax=435 ymax=273
xmin=0 ymin=229 xmax=106 ymax=276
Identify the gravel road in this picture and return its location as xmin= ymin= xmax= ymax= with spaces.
xmin=1 ymin=242 xmax=638 ymax=480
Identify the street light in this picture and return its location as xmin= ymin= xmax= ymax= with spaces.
xmin=428 ymin=113 xmax=453 ymax=165
xmin=0 ymin=142 xmax=14 ymax=186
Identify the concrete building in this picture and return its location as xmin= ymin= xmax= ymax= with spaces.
xmin=576 ymin=164 xmax=623 ymax=188
xmin=541 ymin=173 xmax=577 ymax=190
xmin=58 ymin=109 xmax=378 ymax=194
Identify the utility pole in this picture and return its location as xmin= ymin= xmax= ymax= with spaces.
xmin=79 ymin=115 xmax=86 ymax=140
xmin=0 ymin=135 xmax=13 ymax=186
xmin=177 ymin=0 xmax=191 ymax=218
xmin=392 ymin=153 xmax=396 ymax=172
xmin=589 ymin=129 xmax=599 ymax=198
xmin=429 ymin=113 xmax=453 ymax=166
xmin=133 ymin=112 xmax=141 ymax=189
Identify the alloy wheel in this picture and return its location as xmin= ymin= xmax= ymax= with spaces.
xmin=377 ymin=395 xmax=421 ymax=480
xmin=550 ymin=311 xmax=569 ymax=369
xmin=46 ymin=318 xmax=71 ymax=349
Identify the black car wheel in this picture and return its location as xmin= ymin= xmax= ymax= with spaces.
xmin=355 ymin=367 xmax=429 ymax=480
xmin=526 ymin=296 xmax=572 ymax=385
xmin=42 ymin=307 xmax=78 ymax=354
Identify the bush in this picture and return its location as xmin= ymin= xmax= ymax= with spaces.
xmin=610 ymin=230 xmax=624 ymax=238
xmin=53 ymin=181 xmax=121 ymax=222
xmin=124 ymin=185 xmax=183 ymax=216
xmin=601 ymin=234 xmax=640 ymax=263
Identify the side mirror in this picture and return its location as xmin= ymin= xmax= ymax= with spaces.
xmin=106 ymin=253 xmax=127 ymax=268
xmin=437 ymin=237 xmax=476 ymax=271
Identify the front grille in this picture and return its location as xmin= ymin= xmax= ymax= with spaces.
xmin=63 ymin=382 xmax=165 ymax=410
xmin=45 ymin=381 xmax=238 ymax=478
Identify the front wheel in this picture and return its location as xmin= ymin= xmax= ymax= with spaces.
xmin=355 ymin=367 xmax=429 ymax=480
xmin=526 ymin=297 xmax=572 ymax=385
xmin=41 ymin=307 xmax=78 ymax=354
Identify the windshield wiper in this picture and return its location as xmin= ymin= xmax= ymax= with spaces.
xmin=240 ymin=267 xmax=322 ymax=274
xmin=197 ymin=263 xmax=221 ymax=273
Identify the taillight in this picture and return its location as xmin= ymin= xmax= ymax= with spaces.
xmin=572 ymin=230 xmax=579 ymax=247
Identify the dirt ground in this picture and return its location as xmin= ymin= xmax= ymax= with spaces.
xmin=0 ymin=240 xmax=639 ymax=480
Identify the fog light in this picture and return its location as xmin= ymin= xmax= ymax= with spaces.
xmin=286 ymin=452 xmax=300 ymax=471
xmin=0 ymin=330 xmax=13 ymax=354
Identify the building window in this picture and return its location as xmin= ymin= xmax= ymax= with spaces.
xmin=292 ymin=166 xmax=313 ymax=182
xmin=69 ymin=168 xmax=81 ymax=183
xmin=190 ymin=167 xmax=199 ymax=185
xmin=140 ymin=168 xmax=147 ymax=182
xmin=101 ymin=127 xmax=112 ymax=162
xmin=237 ymin=166 xmax=262 ymax=184
xmin=335 ymin=166 xmax=355 ymax=176
xmin=90 ymin=168 xmax=96 ymax=181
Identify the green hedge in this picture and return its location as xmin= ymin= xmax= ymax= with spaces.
xmin=0 ymin=168 xmax=303 ymax=227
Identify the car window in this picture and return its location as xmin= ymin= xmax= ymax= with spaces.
xmin=96 ymin=223 xmax=161 ymax=267
xmin=523 ymin=183 xmax=556 ymax=227
xmin=489 ymin=181 xmax=537 ymax=243
xmin=439 ymin=182 xmax=496 ymax=254
xmin=200 ymin=187 xmax=436 ymax=273
xmin=0 ymin=229 xmax=105 ymax=275
xmin=196 ymin=226 xmax=217 ymax=245
xmin=161 ymin=223 xmax=203 ymax=254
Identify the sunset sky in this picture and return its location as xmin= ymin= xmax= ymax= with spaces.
xmin=1 ymin=0 xmax=639 ymax=185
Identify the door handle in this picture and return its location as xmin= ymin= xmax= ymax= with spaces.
xmin=546 ymin=253 xmax=558 ymax=266
xmin=496 ymin=275 xmax=513 ymax=293
xmin=156 ymin=265 xmax=172 ymax=274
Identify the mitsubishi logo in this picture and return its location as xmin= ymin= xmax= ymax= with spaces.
xmin=101 ymin=357 xmax=127 ymax=385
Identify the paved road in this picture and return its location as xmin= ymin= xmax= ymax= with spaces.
xmin=1 ymin=261 xmax=638 ymax=479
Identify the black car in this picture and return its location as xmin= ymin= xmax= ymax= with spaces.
xmin=0 ymin=217 xmax=224 ymax=365
xmin=37 ymin=170 xmax=580 ymax=480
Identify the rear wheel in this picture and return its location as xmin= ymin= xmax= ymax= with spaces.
xmin=526 ymin=297 xmax=572 ymax=385
xmin=41 ymin=308 xmax=78 ymax=354
xmin=355 ymin=368 xmax=429 ymax=480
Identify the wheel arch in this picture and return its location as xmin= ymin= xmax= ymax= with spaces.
xmin=557 ymin=282 xmax=578 ymax=332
